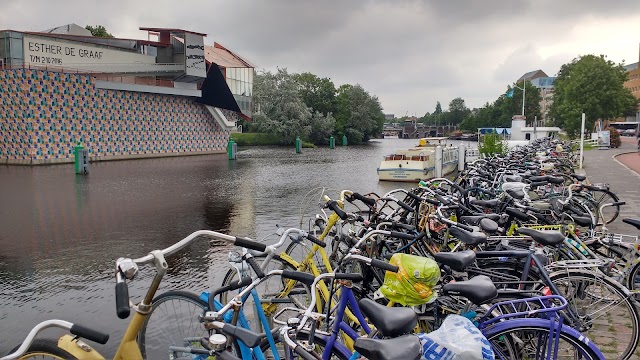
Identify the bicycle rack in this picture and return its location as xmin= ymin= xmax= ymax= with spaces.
xmin=547 ymin=259 xmax=608 ymax=269
xmin=477 ymin=295 xmax=568 ymax=328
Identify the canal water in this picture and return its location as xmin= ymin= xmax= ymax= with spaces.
xmin=0 ymin=137 xmax=472 ymax=355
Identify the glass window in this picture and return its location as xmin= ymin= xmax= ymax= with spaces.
xmin=248 ymin=70 xmax=253 ymax=84
xmin=10 ymin=37 xmax=22 ymax=59
xmin=0 ymin=38 xmax=5 ymax=59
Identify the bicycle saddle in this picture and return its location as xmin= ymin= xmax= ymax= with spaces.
xmin=354 ymin=335 xmax=422 ymax=360
xmin=442 ymin=275 xmax=498 ymax=305
xmin=517 ymin=228 xmax=565 ymax=246
xmin=505 ymin=207 xmax=530 ymax=222
xmin=504 ymin=174 xmax=522 ymax=183
xmin=623 ymin=218 xmax=640 ymax=231
xmin=547 ymin=176 xmax=565 ymax=185
xmin=571 ymin=216 xmax=593 ymax=227
xmin=358 ymin=298 xmax=417 ymax=337
xmin=460 ymin=214 xmax=501 ymax=225
xmin=470 ymin=198 xmax=500 ymax=208
xmin=571 ymin=173 xmax=587 ymax=181
xmin=433 ymin=250 xmax=476 ymax=271
xmin=450 ymin=226 xmax=487 ymax=246
xmin=479 ymin=218 xmax=499 ymax=233
xmin=529 ymin=175 xmax=548 ymax=182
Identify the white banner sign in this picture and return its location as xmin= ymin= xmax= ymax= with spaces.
xmin=23 ymin=36 xmax=155 ymax=68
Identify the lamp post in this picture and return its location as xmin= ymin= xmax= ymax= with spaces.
xmin=513 ymin=81 xmax=526 ymax=118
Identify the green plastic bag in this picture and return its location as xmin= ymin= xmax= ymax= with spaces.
xmin=380 ymin=253 xmax=440 ymax=306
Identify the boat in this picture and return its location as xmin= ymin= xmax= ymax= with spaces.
xmin=377 ymin=137 xmax=459 ymax=182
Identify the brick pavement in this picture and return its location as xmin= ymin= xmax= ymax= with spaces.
xmin=582 ymin=137 xmax=640 ymax=359
xmin=582 ymin=138 xmax=640 ymax=234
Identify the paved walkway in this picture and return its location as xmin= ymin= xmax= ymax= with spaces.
xmin=582 ymin=137 xmax=640 ymax=234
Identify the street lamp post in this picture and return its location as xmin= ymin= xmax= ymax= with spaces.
xmin=513 ymin=82 xmax=526 ymax=118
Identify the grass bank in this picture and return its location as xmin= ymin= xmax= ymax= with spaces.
xmin=230 ymin=133 xmax=316 ymax=148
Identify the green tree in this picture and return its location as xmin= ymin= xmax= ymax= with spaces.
xmin=434 ymin=101 xmax=443 ymax=114
xmin=448 ymin=97 xmax=471 ymax=125
xmin=85 ymin=25 xmax=114 ymax=38
xmin=504 ymin=80 xmax=542 ymax=125
xmin=308 ymin=111 xmax=336 ymax=144
xmin=478 ymin=133 xmax=508 ymax=157
xmin=292 ymin=72 xmax=337 ymax=116
xmin=251 ymin=68 xmax=312 ymax=144
xmin=334 ymin=84 xmax=385 ymax=144
xmin=550 ymin=54 xmax=638 ymax=138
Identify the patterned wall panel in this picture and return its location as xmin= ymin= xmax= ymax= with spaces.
xmin=0 ymin=70 xmax=33 ymax=161
xmin=0 ymin=69 xmax=231 ymax=163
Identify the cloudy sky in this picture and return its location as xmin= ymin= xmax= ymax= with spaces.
xmin=3 ymin=0 xmax=640 ymax=115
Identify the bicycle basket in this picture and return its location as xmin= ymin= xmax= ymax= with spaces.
xmin=380 ymin=253 xmax=440 ymax=306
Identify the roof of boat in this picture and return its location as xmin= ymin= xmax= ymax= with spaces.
xmin=421 ymin=137 xmax=449 ymax=141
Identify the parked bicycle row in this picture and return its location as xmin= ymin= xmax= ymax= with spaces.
xmin=5 ymin=138 xmax=640 ymax=360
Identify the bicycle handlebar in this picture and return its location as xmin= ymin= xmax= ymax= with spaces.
xmin=1 ymin=320 xmax=110 ymax=360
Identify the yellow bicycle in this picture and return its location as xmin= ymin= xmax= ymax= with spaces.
xmin=3 ymin=230 xmax=266 ymax=360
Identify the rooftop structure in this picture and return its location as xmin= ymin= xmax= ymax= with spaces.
xmin=517 ymin=69 xmax=548 ymax=82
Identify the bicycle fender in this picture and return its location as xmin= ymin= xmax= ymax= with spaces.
xmin=546 ymin=268 xmax=633 ymax=297
xmin=58 ymin=334 xmax=106 ymax=359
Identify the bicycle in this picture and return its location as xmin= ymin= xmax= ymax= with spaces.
xmin=3 ymin=230 xmax=268 ymax=360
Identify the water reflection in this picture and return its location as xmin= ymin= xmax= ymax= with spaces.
xmin=0 ymin=138 xmax=468 ymax=355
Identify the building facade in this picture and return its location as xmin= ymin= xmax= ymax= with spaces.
xmin=518 ymin=70 xmax=555 ymax=125
xmin=0 ymin=25 xmax=253 ymax=164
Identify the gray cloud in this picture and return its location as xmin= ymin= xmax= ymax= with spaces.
xmin=3 ymin=0 xmax=640 ymax=115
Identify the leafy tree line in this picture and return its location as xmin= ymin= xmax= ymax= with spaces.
xmin=411 ymin=81 xmax=542 ymax=133
xmin=415 ymin=55 xmax=637 ymax=139
xmin=549 ymin=55 xmax=637 ymax=138
xmin=246 ymin=69 xmax=385 ymax=145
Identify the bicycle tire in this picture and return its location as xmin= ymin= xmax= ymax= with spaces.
xmin=484 ymin=320 xmax=604 ymax=360
xmin=590 ymin=188 xmax=620 ymax=225
xmin=137 ymin=290 xmax=209 ymax=360
xmin=627 ymin=261 xmax=640 ymax=292
xmin=548 ymin=269 xmax=640 ymax=360
xmin=8 ymin=338 xmax=78 ymax=359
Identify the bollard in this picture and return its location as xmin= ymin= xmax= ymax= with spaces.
xmin=342 ymin=135 xmax=348 ymax=146
xmin=458 ymin=143 xmax=465 ymax=171
xmin=435 ymin=145 xmax=443 ymax=178
xmin=74 ymin=143 xmax=89 ymax=174
xmin=295 ymin=137 xmax=301 ymax=154
xmin=227 ymin=139 xmax=237 ymax=160
xmin=329 ymin=136 xmax=335 ymax=149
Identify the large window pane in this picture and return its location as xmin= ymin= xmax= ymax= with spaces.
xmin=10 ymin=37 xmax=22 ymax=60
xmin=248 ymin=70 xmax=253 ymax=84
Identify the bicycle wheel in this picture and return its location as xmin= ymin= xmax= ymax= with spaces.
xmin=626 ymin=261 xmax=640 ymax=292
xmin=137 ymin=290 xmax=209 ymax=359
xmin=590 ymin=189 xmax=620 ymax=225
xmin=549 ymin=270 xmax=640 ymax=360
xmin=484 ymin=320 xmax=604 ymax=360
xmin=8 ymin=339 xmax=78 ymax=359
xmin=219 ymin=255 xmax=312 ymax=334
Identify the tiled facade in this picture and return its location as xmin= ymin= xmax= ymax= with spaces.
xmin=0 ymin=69 xmax=232 ymax=164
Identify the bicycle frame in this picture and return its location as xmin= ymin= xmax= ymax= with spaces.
xmin=199 ymin=289 xmax=280 ymax=360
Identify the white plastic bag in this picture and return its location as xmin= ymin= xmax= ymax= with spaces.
xmin=418 ymin=315 xmax=494 ymax=360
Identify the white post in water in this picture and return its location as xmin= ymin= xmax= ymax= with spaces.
xmin=579 ymin=112 xmax=585 ymax=170
xmin=435 ymin=145 xmax=443 ymax=177
xmin=458 ymin=143 xmax=465 ymax=171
